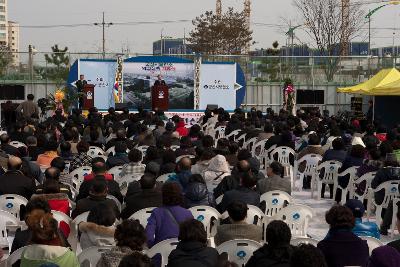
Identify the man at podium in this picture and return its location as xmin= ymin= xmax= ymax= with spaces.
xmin=151 ymin=75 xmax=169 ymax=111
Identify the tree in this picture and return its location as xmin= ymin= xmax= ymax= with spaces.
xmin=293 ymin=0 xmax=364 ymax=81
xmin=0 ymin=46 xmax=12 ymax=76
xmin=257 ymin=41 xmax=287 ymax=82
xmin=43 ymin=44 xmax=70 ymax=85
xmin=188 ymin=8 xmax=253 ymax=55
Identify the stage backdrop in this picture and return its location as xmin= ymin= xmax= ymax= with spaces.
xmin=199 ymin=62 xmax=237 ymax=110
xmin=123 ymin=56 xmax=194 ymax=110
xmin=78 ymin=59 xmax=117 ymax=110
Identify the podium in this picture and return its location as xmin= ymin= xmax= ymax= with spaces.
xmin=151 ymin=85 xmax=169 ymax=111
xmin=83 ymin=84 xmax=95 ymax=110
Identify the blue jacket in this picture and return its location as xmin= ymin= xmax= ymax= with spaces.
xmin=167 ymin=170 xmax=192 ymax=190
xmin=352 ymin=218 xmax=380 ymax=239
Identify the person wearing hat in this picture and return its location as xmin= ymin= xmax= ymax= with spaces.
xmin=371 ymin=152 xmax=400 ymax=235
xmin=345 ymin=199 xmax=380 ymax=239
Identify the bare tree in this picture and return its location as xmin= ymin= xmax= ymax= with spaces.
xmin=293 ymin=0 xmax=365 ymax=81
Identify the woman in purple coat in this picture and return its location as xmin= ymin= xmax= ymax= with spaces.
xmin=318 ymin=205 xmax=369 ymax=267
xmin=146 ymin=182 xmax=193 ymax=248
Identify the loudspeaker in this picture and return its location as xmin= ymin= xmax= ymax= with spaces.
xmin=206 ymin=104 xmax=218 ymax=111
xmin=115 ymin=103 xmax=129 ymax=111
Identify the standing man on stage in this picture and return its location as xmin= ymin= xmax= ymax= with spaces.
xmin=154 ymin=74 xmax=166 ymax=86
xmin=75 ymin=74 xmax=87 ymax=109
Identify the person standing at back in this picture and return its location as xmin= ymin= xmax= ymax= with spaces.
xmin=16 ymin=94 xmax=39 ymax=119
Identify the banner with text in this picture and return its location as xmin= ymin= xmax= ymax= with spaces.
xmin=199 ymin=63 xmax=236 ymax=110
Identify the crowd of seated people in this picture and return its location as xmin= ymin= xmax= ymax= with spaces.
xmin=2 ymin=98 xmax=400 ymax=266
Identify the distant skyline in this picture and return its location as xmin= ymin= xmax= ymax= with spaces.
xmin=8 ymin=0 xmax=400 ymax=55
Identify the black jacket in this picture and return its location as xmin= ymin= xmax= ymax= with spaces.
xmin=0 ymin=170 xmax=36 ymax=199
xmin=1 ymin=144 xmax=20 ymax=156
xmin=120 ymin=188 xmax=163 ymax=220
xmin=217 ymin=187 xmax=260 ymax=214
xmin=213 ymin=174 xmax=240 ymax=199
xmin=184 ymin=182 xmax=216 ymax=208
xmin=168 ymin=241 xmax=219 ymax=267
xmin=76 ymin=177 xmax=123 ymax=204
xmin=106 ymin=154 xmax=130 ymax=169
xmin=72 ymin=195 xmax=120 ymax=219
xmin=371 ymin=167 xmax=400 ymax=204
xmin=245 ymin=244 xmax=292 ymax=267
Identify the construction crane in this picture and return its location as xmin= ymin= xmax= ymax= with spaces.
xmin=215 ymin=0 xmax=251 ymax=53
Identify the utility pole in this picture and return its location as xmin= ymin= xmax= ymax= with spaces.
xmin=216 ymin=0 xmax=222 ymax=17
xmin=94 ymin=12 xmax=113 ymax=59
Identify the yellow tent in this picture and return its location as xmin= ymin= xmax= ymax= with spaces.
xmin=337 ymin=68 xmax=400 ymax=95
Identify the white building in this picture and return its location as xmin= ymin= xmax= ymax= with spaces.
xmin=0 ymin=0 xmax=7 ymax=46
xmin=8 ymin=21 xmax=19 ymax=65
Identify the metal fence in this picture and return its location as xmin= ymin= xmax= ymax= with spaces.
xmin=0 ymin=51 xmax=389 ymax=112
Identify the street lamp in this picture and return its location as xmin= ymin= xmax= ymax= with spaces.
xmin=365 ymin=1 xmax=400 ymax=56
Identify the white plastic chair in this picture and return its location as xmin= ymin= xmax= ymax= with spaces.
xmin=147 ymin=238 xmax=179 ymax=267
xmin=157 ymin=173 xmax=175 ymax=183
xmin=268 ymin=204 xmax=313 ymax=238
xmin=176 ymin=154 xmax=196 ymax=163
xmin=337 ymin=166 xmax=359 ymax=204
xmin=225 ymin=129 xmax=241 ymax=141
xmin=137 ymin=145 xmax=149 ymax=157
xmin=260 ymin=144 xmax=277 ymax=170
xmin=106 ymin=195 xmax=122 ymax=212
xmin=108 ymin=165 xmax=124 ymax=180
xmin=0 ymin=194 xmax=28 ymax=220
xmin=170 ymin=145 xmax=180 ymax=151
xmin=87 ymin=146 xmax=105 ymax=158
xmin=246 ymin=205 xmax=265 ymax=226
xmin=0 ymin=210 xmax=20 ymax=253
xmin=118 ymin=173 xmax=143 ymax=195
xmin=71 ymin=211 xmax=90 ymax=253
xmin=391 ymin=198 xmax=400 ymax=238
xmin=290 ymin=237 xmax=319 ymax=246
xmin=311 ymin=160 xmax=342 ymax=200
xmin=348 ymin=172 xmax=377 ymax=202
xmin=251 ymin=139 xmax=268 ymax=159
xmin=189 ymin=206 xmax=222 ymax=238
xmin=7 ymin=245 xmax=35 ymax=266
xmin=260 ymin=190 xmax=293 ymax=217
xmin=360 ymin=236 xmax=383 ymax=255
xmin=216 ymin=239 xmax=262 ymax=266
xmin=70 ymin=166 xmax=92 ymax=191
xmin=52 ymin=210 xmax=72 ymax=226
xmin=9 ymin=141 xmax=26 ymax=149
xmin=78 ymin=246 xmax=114 ymax=267
xmin=366 ymin=180 xmax=400 ymax=226
xmin=243 ymin=137 xmax=257 ymax=152
xmin=294 ymin=154 xmax=322 ymax=192
xmin=105 ymin=146 xmax=116 ymax=156
xmin=214 ymin=126 xmax=226 ymax=139
xmin=236 ymin=133 xmax=247 ymax=147
xmin=129 ymin=207 xmax=156 ymax=227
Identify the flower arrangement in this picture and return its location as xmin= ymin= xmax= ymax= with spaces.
xmin=48 ymin=87 xmax=83 ymax=113
xmin=283 ymin=78 xmax=295 ymax=115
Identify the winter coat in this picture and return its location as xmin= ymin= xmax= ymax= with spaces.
xmin=371 ymin=167 xmax=400 ymax=204
xmin=184 ymin=182 xmax=216 ymax=208
xmin=120 ymin=188 xmax=163 ymax=220
xmin=367 ymin=245 xmax=400 ymax=267
xmin=0 ymin=170 xmax=36 ymax=200
xmin=168 ymin=241 xmax=219 ymax=267
xmin=217 ymin=187 xmax=260 ymax=214
xmin=352 ymin=218 xmax=380 ymax=240
xmin=146 ymin=205 xmax=193 ymax=248
xmin=317 ymin=229 xmax=369 ymax=267
xmin=20 ymin=245 xmax=79 ymax=267
xmin=79 ymin=222 xmax=115 ymax=250
xmin=257 ymin=174 xmax=291 ymax=195
xmin=214 ymin=222 xmax=263 ymax=246
xmin=97 ymin=246 xmax=136 ymax=267
xmin=245 ymin=244 xmax=292 ymax=267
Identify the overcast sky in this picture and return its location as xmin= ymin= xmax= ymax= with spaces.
xmin=8 ymin=0 xmax=400 ymax=55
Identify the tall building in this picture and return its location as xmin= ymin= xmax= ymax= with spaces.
xmin=153 ymin=38 xmax=192 ymax=55
xmin=0 ymin=0 xmax=7 ymax=46
xmin=7 ymin=21 xmax=19 ymax=65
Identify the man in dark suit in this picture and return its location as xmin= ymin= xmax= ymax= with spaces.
xmin=0 ymin=134 xmax=20 ymax=156
xmin=120 ymin=174 xmax=162 ymax=219
xmin=75 ymin=74 xmax=87 ymax=109
xmin=72 ymin=178 xmax=120 ymax=218
xmin=0 ymin=156 xmax=36 ymax=199
xmin=217 ymin=171 xmax=260 ymax=214
xmin=154 ymin=74 xmax=166 ymax=86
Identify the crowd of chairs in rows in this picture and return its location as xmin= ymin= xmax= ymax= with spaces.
xmin=0 ymin=190 xmax=387 ymax=267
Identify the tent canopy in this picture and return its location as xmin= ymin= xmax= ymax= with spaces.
xmin=337 ymin=68 xmax=400 ymax=95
